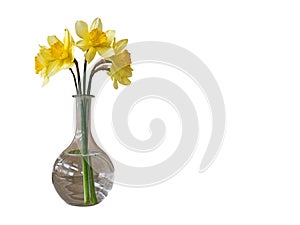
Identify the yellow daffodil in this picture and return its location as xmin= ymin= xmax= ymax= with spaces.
xmin=75 ymin=18 xmax=115 ymax=63
xmin=35 ymin=29 xmax=74 ymax=86
xmin=107 ymin=39 xmax=133 ymax=89
xmin=35 ymin=46 xmax=49 ymax=79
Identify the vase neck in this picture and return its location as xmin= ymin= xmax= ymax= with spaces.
xmin=64 ymin=95 xmax=100 ymax=154
xmin=73 ymin=95 xmax=94 ymax=135
xmin=73 ymin=95 xmax=101 ymax=153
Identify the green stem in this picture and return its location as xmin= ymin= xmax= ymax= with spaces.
xmin=87 ymin=75 xmax=93 ymax=95
xmin=80 ymin=99 xmax=89 ymax=204
xmin=74 ymin=59 xmax=82 ymax=94
xmin=83 ymin=60 xmax=87 ymax=95
xmin=69 ymin=68 xmax=79 ymax=94
xmin=87 ymin=65 xmax=110 ymax=95
xmin=80 ymin=97 xmax=98 ymax=205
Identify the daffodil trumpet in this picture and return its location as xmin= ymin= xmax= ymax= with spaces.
xmin=35 ymin=17 xmax=133 ymax=205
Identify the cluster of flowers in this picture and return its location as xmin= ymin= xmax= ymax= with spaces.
xmin=35 ymin=18 xmax=133 ymax=91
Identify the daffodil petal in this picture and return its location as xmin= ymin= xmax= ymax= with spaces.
xmin=105 ymin=30 xmax=115 ymax=45
xmin=47 ymin=61 xmax=62 ymax=77
xmin=90 ymin=18 xmax=102 ymax=30
xmin=35 ymin=56 xmax=44 ymax=74
xmin=63 ymin=29 xmax=74 ymax=50
xmin=85 ymin=47 xmax=96 ymax=63
xmin=61 ymin=59 xmax=74 ymax=70
xmin=120 ymin=77 xmax=131 ymax=85
xmin=122 ymin=65 xmax=133 ymax=77
xmin=39 ymin=46 xmax=53 ymax=61
xmin=75 ymin=20 xmax=89 ymax=39
xmin=42 ymin=77 xmax=50 ymax=87
xmin=102 ymin=48 xmax=114 ymax=58
xmin=97 ymin=47 xmax=111 ymax=56
xmin=47 ymin=35 xmax=61 ymax=46
xmin=113 ymin=78 xmax=118 ymax=89
xmin=114 ymin=39 xmax=128 ymax=54
xmin=76 ymin=40 xmax=89 ymax=51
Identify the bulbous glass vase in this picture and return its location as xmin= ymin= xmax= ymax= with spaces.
xmin=52 ymin=95 xmax=114 ymax=206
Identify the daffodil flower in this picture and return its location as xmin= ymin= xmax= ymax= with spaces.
xmin=75 ymin=18 xmax=115 ymax=63
xmin=35 ymin=46 xmax=49 ymax=84
xmin=35 ymin=29 xmax=74 ymax=86
xmin=106 ymin=38 xmax=133 ymax=89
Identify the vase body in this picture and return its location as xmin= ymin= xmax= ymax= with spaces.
xmin=52 ymin=95 xmax=114 ymax=206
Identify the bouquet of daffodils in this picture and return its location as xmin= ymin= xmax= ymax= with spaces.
xmin=35 ymin=17 xmax=133 ymax=92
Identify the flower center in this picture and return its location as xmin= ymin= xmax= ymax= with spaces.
xmin=50 ymin=42 xmax=68 ymax=59
xmin=89 ymin=29 xmax=107 ymax=46
xmin=111 ymin=50 xmax=131 ymax=68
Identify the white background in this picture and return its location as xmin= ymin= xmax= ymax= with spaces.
xmin=1 ymin=0 xmax=300 ymax=224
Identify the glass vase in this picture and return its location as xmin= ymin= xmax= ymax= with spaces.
xmin=52 ymin=95 xmax=114 ymax=206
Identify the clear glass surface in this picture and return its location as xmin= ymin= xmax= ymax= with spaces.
xmin=52 ymin=95 xmax=114 ymax=206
